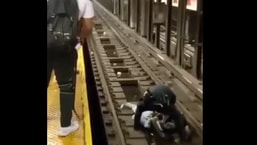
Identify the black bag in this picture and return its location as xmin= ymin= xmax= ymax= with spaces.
xmin=47 ymin=0 xmax=79 ymax=53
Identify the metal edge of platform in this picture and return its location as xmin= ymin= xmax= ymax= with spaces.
xmin=78 ymin=46 xmax=93 ymax=145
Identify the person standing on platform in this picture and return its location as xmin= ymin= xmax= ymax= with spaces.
xmin=47 ymin=0 xmax=94 ymax=137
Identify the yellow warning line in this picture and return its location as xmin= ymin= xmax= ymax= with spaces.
xmin=77 ymin=46 xmax=92 ymax=145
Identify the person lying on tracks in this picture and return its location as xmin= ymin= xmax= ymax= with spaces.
xmin=124 ymin=85 xmax=192 ymax=142
xmin=150 ymin=111 xmax=191 ymax=143
xmin=120 ymin=102 xmax=192 ymax=143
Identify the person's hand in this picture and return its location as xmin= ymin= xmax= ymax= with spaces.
xmin=77 ymin=36 xmax=84 ymax=45
xmin=75 ymin=37 xmax=82 ymax=50
xmin=77 ymin=37 xmax=84 ymax=45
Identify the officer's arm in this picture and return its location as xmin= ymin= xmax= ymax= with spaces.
xmin=150 ymin=114 xmax=166 ymax=138
xmin=80 ymin=0 xmax=94 ymax=43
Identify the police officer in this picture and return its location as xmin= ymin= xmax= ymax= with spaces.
xmin=134 ymin=85 xmax=191 ymax=142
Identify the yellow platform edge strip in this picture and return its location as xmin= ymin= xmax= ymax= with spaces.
xmin=77 ymin=47 xmax=93 ymax=145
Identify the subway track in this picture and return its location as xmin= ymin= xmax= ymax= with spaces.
xmin=86 ymin=1 xmax=202 ymax=145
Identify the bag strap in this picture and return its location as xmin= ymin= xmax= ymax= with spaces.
xmin=63 ymin=0 xmax=79 ymax=20
xmin=47 ymin=0 xmax=67 ymax=22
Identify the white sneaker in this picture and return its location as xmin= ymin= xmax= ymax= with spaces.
xmin=58 ymin=120 xmax=79 ymax=137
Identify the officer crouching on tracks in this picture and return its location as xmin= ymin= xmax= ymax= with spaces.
xmin=121 ymin=85 xmax=192 ymax=143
